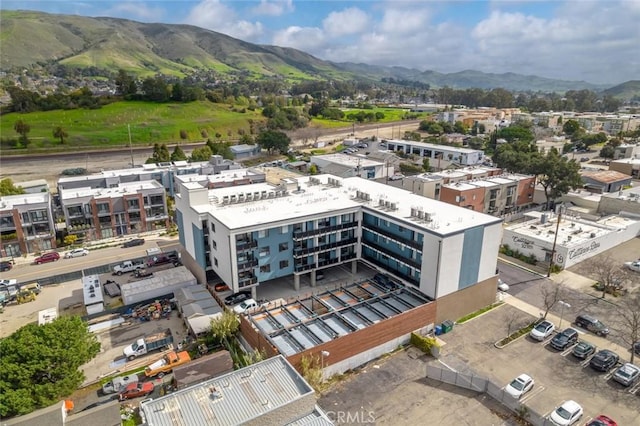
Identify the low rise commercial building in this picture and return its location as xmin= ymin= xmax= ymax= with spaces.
xmin=609 ymin=158 xmax=640 ymax=178
xmin=139 ymin=355 xmax=333 ymax=426
xmin=310 ymin=153 xmax=389 ymax=179
xmin=383 ymin=139 xmax=485 ymax=166
xmin=0 ymin=192 xmax=56 ymax=256
xmin=580 ymin=170 xmax=632 ymax=193
xmin=503 ymin=211 xmax=640 ymax=269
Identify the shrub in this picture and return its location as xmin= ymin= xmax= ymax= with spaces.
xmin=179 ymin=129 xmax=188 ymax=140
xmin=410 ymin=332 xmax=441 ymax=355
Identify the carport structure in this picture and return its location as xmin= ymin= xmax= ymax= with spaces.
xmin=246 ymin=280 xmax=432 ymax=356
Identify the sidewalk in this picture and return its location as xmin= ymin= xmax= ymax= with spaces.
xmin=547 ymin=269 xmax=596 ymax=291
xmin=503 ymin=295 xmax=632 ymax=360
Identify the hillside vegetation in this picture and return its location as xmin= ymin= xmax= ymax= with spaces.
xmin=0 ymin=10 xmax=625 ymax=92
xmin=0 ymin=100 xmax=265 ymax=151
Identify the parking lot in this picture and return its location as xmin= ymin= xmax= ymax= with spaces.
xmin=437 ymin=302 xmax=640 ymax=425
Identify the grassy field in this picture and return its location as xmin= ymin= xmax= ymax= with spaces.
xmin=1 ymin=100 xmax=266 ymax=151
xmin=311 ymin=107 xmax=427 ymax=128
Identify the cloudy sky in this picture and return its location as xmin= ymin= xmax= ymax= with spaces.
xmin=4 ymin=1 xmax=639 ymax=84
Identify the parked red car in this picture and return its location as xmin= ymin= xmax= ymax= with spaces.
xmin=34 ymin=252 xmax=60 ymax=264
xmin=118 ymin=382 xmax=154 ymax=400
xmin=586 ymin=415 xmax=617 ymax=426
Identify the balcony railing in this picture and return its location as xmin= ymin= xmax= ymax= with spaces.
xmin=362 ymin=226 xmax=422 ymax=250
xmin=236 ymin=240 xmax=258 ymax=251
xmin=238 ymin=276 xmax=258 ymax=287
xmin=293 ymin=221 xmax=358 ymax=240
xmin=363 ymin=255 xmax=420 ymax=286
xmin=238 ymin=259 xmax=258 ymax=270
xmin=362 ymin=240 xmax=422 ymax=269
xmin=293 ymin=238 xmax=357 ymax=257
xmin=317 ymin=257 xmax=340 ymax=268
xmin=294 ymin=262 xmax=317 ymax=273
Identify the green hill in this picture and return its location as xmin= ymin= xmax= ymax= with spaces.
xmin=0 ymin=10 xmax=617 ymax=91
xmin=602 ymin=80 xmax=640 ymax=101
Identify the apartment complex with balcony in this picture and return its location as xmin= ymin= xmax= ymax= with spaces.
xmin=58 ymin=155 xmax=242 ymax=196
xmin=59 ymin=180 xmax=169 ymax=240
xmin=0 ymin=192 xmax=56 ymax=257
xmin=440 ymin=174 xmax=536 ymax=215
xmin=175 ymin=174 xmax=503 ymax=316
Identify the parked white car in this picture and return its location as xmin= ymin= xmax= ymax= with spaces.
xmin=389 ymin=174 xmax=405 ymax=181
xmin=624 ymin=260 xmax=640 ymax=272
xmin=530 ymin=320 xmax=555 ymax=341
xmin=504 ymin=373 xmax=534 ymax=399
xmin=548 ymin=400 xmax=583 ymax=425
xmin=498 ymin=279 xmax=509 ymax=292
xmin=64 ymin=248 xmax=89 ymax=258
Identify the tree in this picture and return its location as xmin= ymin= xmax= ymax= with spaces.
xmin=171 ymin=145 xmax=187 ymax=161
xmin=599 ymin=145 xmax=615 ymax=159
xmin=146 ymin=143 xmax=171 ymax=164
xmin=115 ymin=69 xmax=137 ymax=97
xmin=531 ymin=148 xmax=583 ymax=209
xmin=256 ymin=130 xmax=290 ymax=154
xmin=0 ymin=316 xmax=101 ymax=417
xmin=209 ymin=310 xmax=239 ymax=343
xmin=539 ymin=281 xmax=567 ymax=319
xmin=52 ymin=126 xmax=68 ymax=144
xmin=615 ymin=293 xmax=640 ymax=364
xmin=13 ymin=119 xmax=31 ymax=144
xmin=562 ymin=119 xmax=580 ymax=135
xmin=585 ymin=255 xmax=629 ymax=299
xmin=0 ymin=178 xmax=25 ymax=196
xmin=190 ymin=146 xmax=213 ymax=162
xmin=422 ymin=158 xmax=431 ymax=172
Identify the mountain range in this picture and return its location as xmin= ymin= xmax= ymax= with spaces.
xmin=1 ymin=10 xmax=635 ymax=95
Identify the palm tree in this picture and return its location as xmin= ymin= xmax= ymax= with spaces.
xmin=53 ymin=126 xmax=69 ymax=144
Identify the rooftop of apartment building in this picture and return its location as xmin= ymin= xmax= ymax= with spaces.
xmin=580 ymin=170 xmax=632 ymax=184
xmin=407 ymin=166 xmax=502 ymax=182
xmin=174 ymin=168 xmax=265 ymax=185
xmin=600 ymin=185 xmax=640 ymax=201
xmin=382 ymin=139 xmax=482 ymax=154
xmin=59 ymin=179 xmax=164 ymax=201
xmin=505 ymin=211 xmax=638 ymax=247
xmin=0 ymin=191 xmax=50 ymax=209
xmin=182 ymin=174 xmax=501 ymax=234
xmin=310 ymin=153 xmax=384 ymax=168
xmin=611 ymin=157 xmax=640 ymax=165
xmin=442 ymin=173 xmax=532 ymax=190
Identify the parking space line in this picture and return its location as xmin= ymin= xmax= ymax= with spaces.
xmin=520 ymin=385 xmax=545 ymax=403
xmin=604 ymin=370 xmax=616 ymax=380
xmin=580 ymin=357 xmax=594 ymax=368
xmin=560 ymin=345 xmax=577 ymax=357
xmin=628 ymin=381 xmax=640 ymax=394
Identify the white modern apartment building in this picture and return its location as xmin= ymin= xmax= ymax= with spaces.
xmin=175 ymin=174 xmax=503 ymax=309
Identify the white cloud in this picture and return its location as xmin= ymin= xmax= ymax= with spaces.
xmin=103 ymin=2 xmax=165 ymax=21
xmin=272 ymin=26 xmax=326 ymax=52
xmin=322 ymin=7 xmax=370 ymax=37
xmin=251 ymin=0 xmax=293 ymax=17
xmin=184 ymin=0 xmax=264 ymax=41
xmin=380 ymin=7 xmax=430 ymax=34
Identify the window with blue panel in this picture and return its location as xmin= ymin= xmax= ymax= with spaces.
xmin=458 ymin=226 xmax=484 ymax=289
xmin=191 ymin=223 xmax=206 ymax=268
xmin=175 ymin=210 xmax=185 ymax=247
xmin=254 ymin=225 xmax=294 ymax=281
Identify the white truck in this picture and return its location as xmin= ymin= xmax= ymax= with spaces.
xmin=123 ymin=328 xmax=173 ymax=360
xmin=233 ymin=298 xmax=268 ymax=314
xmin=112 ymin=260 xmax=144 ymax=275
xmin=102 ymin=373 xmax=139 ymax=394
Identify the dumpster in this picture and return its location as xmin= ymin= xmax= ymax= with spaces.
xmin=434 ymin=325 xmax=443 ymax=336
xmin=441 ymin=320 xmax=454 ymax=334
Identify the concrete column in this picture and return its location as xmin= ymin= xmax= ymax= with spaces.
xmin=294 ymin=274 xmax=300 ymax=291
xmin=310 ymin=271 xmax=317 ymax=287
xmin=351 ymin=259 xmax=358 ymax=274
xmin=251 ymin=287 xmax=257 ymax=300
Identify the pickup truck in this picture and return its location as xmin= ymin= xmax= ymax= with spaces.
xmin=144 ymin=351 xmax=191 ymax=378
xmin=146 ymin=251 xmax=181 ymax=267
xmin=102 ymin=373 xmax=139 ymax=394
xmin=233 ymin=298 xmax=267 ymax=314
xmin=0 ymin=281 xmax=19 ymax=304
xmin=113 ymin=260 xmax=144 ymax=275
xmin=123 ymin=328 xmax=173 ymax=360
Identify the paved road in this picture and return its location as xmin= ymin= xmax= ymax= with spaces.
xmin=0 ymin=237 xmax=180 ymax=284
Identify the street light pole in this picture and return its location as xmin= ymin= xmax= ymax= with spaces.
xmin=558 ymin=301 xmax=570 ymax=329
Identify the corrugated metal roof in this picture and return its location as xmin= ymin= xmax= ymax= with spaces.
xmin=141 ymin=355 xmax=314 ymax=426
xmin=286 ymin=407 xmax=335 ymax=426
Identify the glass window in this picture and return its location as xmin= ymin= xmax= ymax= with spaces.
xmin=212 ymin=240 xmax=217 ymax=250
xmin=281 ymin=225 xmax=288 ymax=233
xmin=214 ymin=257 xmax=218 ymax=267
xmin=259 ymin=247 xmax=270 ymax=257
xmin=260 ymin=264 xmax=271 ymax=273
xmin=279 ymin=242 xmax=288 ymax=252
xmin=258 ymin=229 xmax=269 ymax=238
xmin=279 ymin=260 xmax=289 ymax=269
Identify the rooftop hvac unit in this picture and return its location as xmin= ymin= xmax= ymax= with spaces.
xmin=390 ymin=203 xmax=397 ymax=210
xmin=379 ymin=199 xmax=385 ymax=207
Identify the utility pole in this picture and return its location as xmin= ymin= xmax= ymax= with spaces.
xmin=128 ymin=124 xmax=135 ymax=168
xmin=547 ymin=207 xmax=563 ymax=277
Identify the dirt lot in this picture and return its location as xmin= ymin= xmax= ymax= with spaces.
xmin=318 ymin=348 xmax=512 ymax=425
